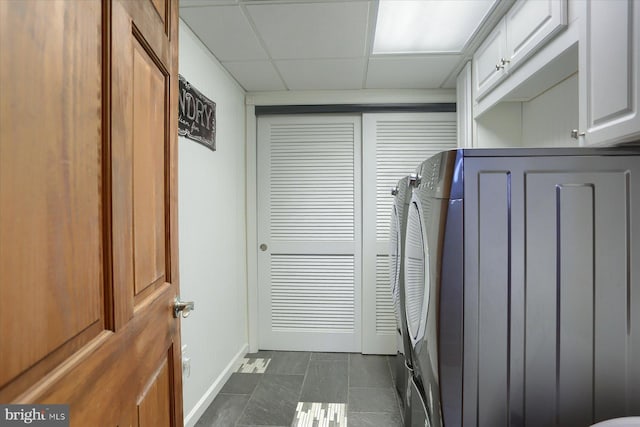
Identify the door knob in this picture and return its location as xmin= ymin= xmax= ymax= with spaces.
xmin=174 ymin=297 xmax=195 ymax=318
xmin=260 ymin=243 xmax=268 ymax=251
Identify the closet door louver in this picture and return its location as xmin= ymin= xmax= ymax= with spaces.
xmin=269 ymin=123 xmax=355 ymax=241
xmin=257 ymin=115 xmax=362 ymax=352
xmin=375 ymin=118 xmax=457 ymax=240
xmin=362 ymin=113 xmax=456 ymax=354
xmin=376 ymin=255 xmax=396 ymax=334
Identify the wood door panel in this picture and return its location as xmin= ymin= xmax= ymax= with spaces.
xmin=138 ymin=354 xmax=173 ymax=427
xmin=132 ymin=37 xmax=167 ymax=297
xmin=19 ymin=285 xmax=178 ymax=426
xmin=150 ymin=0 xmax=168 ymax=28
xmin=120 ymin=0 xmax=171 ymax=66
xmin=0 ymin=0 xmax=104 ymax=390
xmin=1 ymin=0 xmax=182 ymax=424
xmin=112 ymin=0 xmax=174 ymax=322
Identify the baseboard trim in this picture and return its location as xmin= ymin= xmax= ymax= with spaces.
xmin=183 ymin=343 xmax=249 ymax=427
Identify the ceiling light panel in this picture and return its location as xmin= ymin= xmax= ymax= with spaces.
xmin=373 ymin=0 xmax=496 ymax=54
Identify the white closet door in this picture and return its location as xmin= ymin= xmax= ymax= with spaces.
xmin=362 ymin=112 xmax=457 ymax=354
xmin=257 ymin=115 xmax=362 ymax=352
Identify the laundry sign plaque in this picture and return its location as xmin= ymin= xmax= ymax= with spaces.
xmin=178 ymin=74 xmax=216 ymax=151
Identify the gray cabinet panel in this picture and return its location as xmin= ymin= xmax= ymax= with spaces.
xmin=478 ymin=172 xmax=510 ymax=427
xmin=557 ymin=184 xmax=594 ymax=427
xmin=463 ymin=155 xmax=639 ymax=426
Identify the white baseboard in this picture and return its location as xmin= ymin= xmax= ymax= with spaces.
xmin=183 ymin=343 xmax=249 ymax=427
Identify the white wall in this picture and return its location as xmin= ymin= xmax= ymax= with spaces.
xmin=473 ymin=74 xmax=579 ymax=149
xmin=522 ymin=73 xmax=578 ymax=147
xmin=475 ymin=102 xmax=523 ymax=148
xmin=178 ymin=19 xmax=248 ymax=427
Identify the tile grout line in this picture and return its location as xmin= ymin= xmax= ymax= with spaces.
xmin=386 ymin=354 xmax=402 ymax=416
xmin=234 ymin=353 xmax=263 ymax=427
xmin=347 ymin=353 xmax=351 ymax=418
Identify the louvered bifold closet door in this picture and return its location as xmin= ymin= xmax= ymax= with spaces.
xmin=257 ymin=115 xmax=362 ymax=352
xmin=362 ymin=112 xmax=456 ymax=354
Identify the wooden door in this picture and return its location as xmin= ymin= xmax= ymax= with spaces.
xmin=0 ymin=1 xmax=182 ymax=426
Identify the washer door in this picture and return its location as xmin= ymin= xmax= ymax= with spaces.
xmin=404 ymin=194 xmax=431 ymax=347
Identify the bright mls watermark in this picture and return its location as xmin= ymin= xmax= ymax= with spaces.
xmin=0 ymin=405 xmax=68 ymax=427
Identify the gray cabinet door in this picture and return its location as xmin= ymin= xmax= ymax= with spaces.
xmin=463 ymin=154 xmax=640 ymax=427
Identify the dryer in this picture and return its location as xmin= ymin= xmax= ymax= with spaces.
xmin=402 ymin=148 xmax=640 ymax=427
xmin=389 ymin=176 xmax=414 ymax=425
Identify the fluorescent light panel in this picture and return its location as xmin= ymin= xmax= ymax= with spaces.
xmin=373 ymin=0 xmax=496 ymax=54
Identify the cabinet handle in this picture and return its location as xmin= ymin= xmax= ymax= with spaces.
xmin=570 ymin=129 xmax=586 ymax=139
xmin=495 ymin=58 xmax=510 ymax=71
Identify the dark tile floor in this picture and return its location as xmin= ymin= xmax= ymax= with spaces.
xmin=195 ymin=351 xmax=403 ymax=427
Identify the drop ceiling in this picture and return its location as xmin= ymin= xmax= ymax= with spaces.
xmin=179 ymin=0 xmax=510 ymax=92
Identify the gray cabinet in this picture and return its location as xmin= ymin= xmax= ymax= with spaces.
xmin=463 ymin=154 xmax=640 ymax=426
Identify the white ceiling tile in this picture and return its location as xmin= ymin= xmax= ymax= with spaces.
xmin=246 ymin=2 xmax=370 ymax=60
xmin=276 ymin=58 xmax=366 ymax=90
xmin=180 ymin=6 xmax=268 ymax=61
xmin=223 ymin=61 xmax=286 ymax=91
xmin=366 ymin=55 xmax=461 ymax=89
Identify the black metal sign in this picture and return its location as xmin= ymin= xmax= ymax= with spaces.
xmin=178 ymin=74 xmax=216 ymax=151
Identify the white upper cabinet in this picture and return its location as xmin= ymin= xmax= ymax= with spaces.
xmin=580 ymin=0 xmax=640 ymax=145
xmin=506 ymin=0 xmax=568 ymax=71
xmin=474 ymin=19 xmax=507 ymax=98
xmin=474 ymin=0 xmax=568 ymax=100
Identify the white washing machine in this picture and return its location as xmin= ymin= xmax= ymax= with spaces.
xmin=390 ymin=176 xmax=414 ymax=425
xmin=402 ymin=148 xmax=640 ymax=427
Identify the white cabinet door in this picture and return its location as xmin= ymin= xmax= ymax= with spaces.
xmin=474 ymin=0 xmax=568 ymax=101
xmin=581 ymin=0 xmax=640 ymax=145
xmin=474 ymin=19 xmax=507 ymax=99
xmin=505 ymin=0 xmax=568 ymax=71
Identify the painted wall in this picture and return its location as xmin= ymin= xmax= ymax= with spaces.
xmin=475 ymin=102 xmax=523 ymax=148
xmin=178 ymin=19 xmax=248 ymax=426
xmin=474 ymin=74 xmax=578 ymax=149
xmin=522 ymin=73 xmax=578 ymax=147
